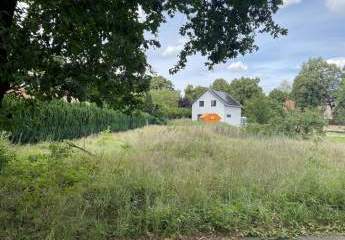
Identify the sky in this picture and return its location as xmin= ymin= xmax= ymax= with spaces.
xmin=145 ymin=0 xmax=345 ymax=93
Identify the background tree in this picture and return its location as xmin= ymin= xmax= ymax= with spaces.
xmin=292 ymin=58 xmax=343 ymax=110
xmin=228 ymin=77 xmax=264 ymax=106
xmin=0 ymin=0 xmax=287 ymax=110
xmin=244 ymin=95 xmax=273 ymax=124
xmin=184 ymin=85 xmax=207 ymax=103
xmin=178 ymin=97 xmax=192 ymax=108
xmin=334 ymin=79 xmax=345 ymax=124
xmin=144 ymin=75 xmax=191 ymax=119
xmin=149 ymin=76 xmax=174 ymax=91
xmin=269 ymin=88 xmax=288 ymax=105
xmin=211 ymin=78 xmax=230 ymax=93
xmin=150 ymin=89 xmax=180 ymax=117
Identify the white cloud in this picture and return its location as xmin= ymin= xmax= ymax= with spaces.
xmin=227 ymin=61 xmax=248 ymax=72
xmin=327 ymin=57 xmax=345 ymax=68
xmin=325 ymin=0 xmax=345 ymax=15
xmin=161 ymin=38 xmax=187 ymax=57
xmin=282 ymin=0 xmax=302 ymax=8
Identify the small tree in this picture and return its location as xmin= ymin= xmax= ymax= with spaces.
xmin=245 ymin=95 xmax=272 ymax=124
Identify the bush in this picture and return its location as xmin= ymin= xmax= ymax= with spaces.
xmin=245 ymin=109 xmax=326 ymax=138
xmin=272 ymin=109 xmax=326 ymax=138
xmin=167 ymin=107 xmax=192 ymax=119
xmin=244 ymin=95 xmax=273 ymax=124
xmin=0 ymin=136 xmax=15 ymax=173
xmin=334 ymin=106 xmax=345 ymax=125
xmin=1 ymin=96 xmax=158 ymax=143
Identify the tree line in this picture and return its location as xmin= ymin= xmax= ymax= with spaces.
xmin=146 ymin=57 xmax=345 ymax=129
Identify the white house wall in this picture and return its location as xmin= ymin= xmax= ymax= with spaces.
xmin=192 ymin=91 xmax=226 ymax=121
xmin=224 ymin=106 xmax=241 ymax=126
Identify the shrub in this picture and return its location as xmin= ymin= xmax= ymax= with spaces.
xmin=0 ymin=136 xmax=15 ymax=173
xmin=245 ymin=109 xmax=326 ymax=138
xmin=334 ymin=106 xmax=345 ymax=125
xmin=271 ymin=109 xmax=326 ymax=138
xmin=244 ymin=95 xmax=273 ymax=124
xmin=1 ymin=96 xmax=157 ymax=143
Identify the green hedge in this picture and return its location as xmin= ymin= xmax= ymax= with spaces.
xmin=1 ymin=96 xmax=157 ymax=143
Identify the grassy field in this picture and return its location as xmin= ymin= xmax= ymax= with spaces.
xmin=1 ymin=120 xmax=345 ymax=239
xmin=326 ymin=132 xmax=345 ymax=143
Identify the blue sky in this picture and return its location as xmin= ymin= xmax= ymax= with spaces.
xmin=145 ymin=0 xmax=345 ymax=93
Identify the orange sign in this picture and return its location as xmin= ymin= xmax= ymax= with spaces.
xmin=200 ymin=113 xmax=222 ymax=123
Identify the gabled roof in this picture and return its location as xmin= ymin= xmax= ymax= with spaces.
xmin=208 ymin=89 xmax=242 ymax=108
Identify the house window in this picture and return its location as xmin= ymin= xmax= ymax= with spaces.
xmin=199 ymin=101 xmax=204 ymax=107
xmin=227 ymin=114 xmax=231 ymax=118
xmin=197 ymin=114 xmax=202 ymax=120
xmin=211 ymin=100 xmax=217 ymax=107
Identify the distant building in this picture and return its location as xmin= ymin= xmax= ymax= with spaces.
xmin=192 ymin=89 xmax=242 ymax=126
xmin=283 ymin=97 xmax=296 ymax=112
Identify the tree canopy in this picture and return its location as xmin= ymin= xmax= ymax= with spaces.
xmin=211 ymin=78 xmax=231 ymax=93
xmin=149 ymin=76 xmax=174 ymax=91
xmin=292 ymin=58 xmax=344 ymax=110
xmin=0 ymin=0 xmax=287 ymax=110
xmin=228 ymin=77 xmax=264 ymax=106
xmin=184 ymin=85 xmax=207 ymax=103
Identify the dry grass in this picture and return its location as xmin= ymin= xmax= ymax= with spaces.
xmin=1 ymin=120 xmax=345 ymax=239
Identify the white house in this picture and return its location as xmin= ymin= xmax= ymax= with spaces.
xmin=192 ymin=89 xmax=242 ymax=126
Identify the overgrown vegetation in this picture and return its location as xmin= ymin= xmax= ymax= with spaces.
xmin=246 ymin=108 xmax=326 ymax=138
xmin=1 ymin=121 xmax=345 ymax=239
xmin=1 ymin=96 xmax=157 ymax=143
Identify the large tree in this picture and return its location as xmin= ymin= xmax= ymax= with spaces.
xmin=0 ymin=0 xmax=287 ymax=110
xmin=228 ymin=77 xmax=264 ymax=106
xmin=292 ymin=58 xmax=344 ymax=110
xmin=211 ymin=78 xmax=230 ymax=93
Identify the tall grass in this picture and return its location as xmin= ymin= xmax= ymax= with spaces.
xmin=1 ymin=121 xmax=345 ymax=239
xmin=1 ymin=96 xmax=154 ymax=143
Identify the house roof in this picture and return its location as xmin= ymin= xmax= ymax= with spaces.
xmin=208 ymin=89 xmax=242 ymax=108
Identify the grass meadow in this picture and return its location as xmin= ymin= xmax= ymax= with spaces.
xmin=1 ymin=120 xmax=345 ymax=239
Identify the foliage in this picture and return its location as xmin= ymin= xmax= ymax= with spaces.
xmin=228 ymin=77 xmax=264 ymax=106
xmin=334 ymin=79 xmax=345 ymax=125
xmin=1 ymin=122 xmax=345 ymax=239
xmin=0 ymin=136 xmax=14 ymax=173
xmin=178 ymin=97 xmax=192 ymax=108
xmin=150 ymin=89 xmax=180 ymax=118
xmin=143 ymin=76 xmax=192 ymax=120
xmin=247 ymin=109 xmax=326 ymax=138
xmin=272 ymin=109 xmax=326 ymax=138
xmin=184 ymin=85 xmax=208 ymax=103
xmin=269 ymin=88 xmax=289 ymax=104
xmin=1 ymin=96 xmax=156 ymax=143
xmin=1 ymin=0 xmax=287 ymax=107
xmin=149 ymin=75 xmax=174 ymax=91
xmin=211 ymin=78 xmax=230 ymax=93
xmin=244 ymin=95 xmax=273 ymax=124
xmin=292 ymin=58 xmax=344 ymax=110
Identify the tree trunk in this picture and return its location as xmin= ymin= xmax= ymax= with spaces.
xmin=0 ymin=0 xmax=17 ymax=105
